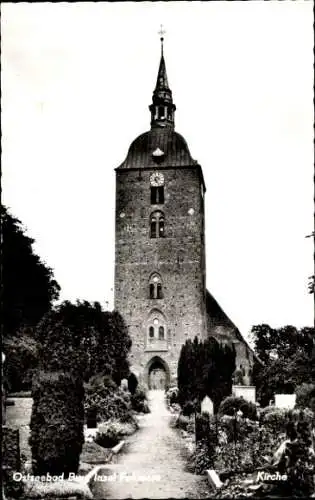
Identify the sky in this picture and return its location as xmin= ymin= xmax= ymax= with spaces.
xmin=2 ymin=1 xmax=314 ymax=342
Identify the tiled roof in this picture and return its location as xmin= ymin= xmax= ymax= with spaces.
xmin=117 ymin=127 xmax=197 ymax=169
xmin=206 ymin=290 xmax=262 ymax=363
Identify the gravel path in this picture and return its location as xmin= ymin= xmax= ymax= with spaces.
xmin=91 ymin=390 xmax=209 ymax=499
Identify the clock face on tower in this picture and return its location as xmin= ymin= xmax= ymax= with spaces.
xmin=150 ymin=172 xmax=164 ymax=187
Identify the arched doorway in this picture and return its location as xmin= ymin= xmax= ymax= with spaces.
xmin=146 ymin=357 xmax=170 ymax=390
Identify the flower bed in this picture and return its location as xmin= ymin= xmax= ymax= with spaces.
xmin=187 ymin=408 xmax=315 ymax=497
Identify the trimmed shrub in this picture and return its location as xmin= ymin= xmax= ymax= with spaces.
xmin=177 ymin=336 xmax=235 ymax=413
xmin=30 ymin=371 xmax=84 ymax=477
xmin=296 ymin=383 xmax=315 ymax=412
xmin=218 ymin=395 xmax=257 ymax=420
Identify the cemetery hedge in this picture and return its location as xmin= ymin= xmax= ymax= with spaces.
xmin=30 ymin=371 xmax=84 ymax=477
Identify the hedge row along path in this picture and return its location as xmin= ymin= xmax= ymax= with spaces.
xmin=91 ymin=390 xmax=209 ymax=499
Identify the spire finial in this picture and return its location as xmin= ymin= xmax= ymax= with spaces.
xmin=158 ymin=24 xmax=166 ymax=55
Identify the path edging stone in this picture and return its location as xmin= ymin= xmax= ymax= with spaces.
xmin=112 ymin=440 xmax=125 ymax=454
xmin=206 ymin=469 xmax=223 ymax=490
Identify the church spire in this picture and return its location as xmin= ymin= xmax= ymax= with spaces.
xmin=149 ymin=25 xmax=176 ymax=129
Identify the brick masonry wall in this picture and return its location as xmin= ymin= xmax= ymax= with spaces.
xmin=114 ymin=166 xmax=206 ymax=384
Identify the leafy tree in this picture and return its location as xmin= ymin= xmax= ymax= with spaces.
xmin=252 ymin=324 xmax=315 ymax=406
xmin=35 ymin=300 xmax=132 ymax=384
xmin=3 ymin=327 xmax=38 ymax=392
xmin=1 ymin=205 xmax=60 ymax=336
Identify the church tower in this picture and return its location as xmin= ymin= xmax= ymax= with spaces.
xmin=114 ymin=34 xmax=207 ymax=388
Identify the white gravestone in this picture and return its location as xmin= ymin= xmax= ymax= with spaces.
xmin=232 ymin=385 xmax=256 ymax=404
xmin=120 ymin=378 xmax=128 ymax=391
xmin=201 ymin=395 xmax=214 ymax=415
xmin=275 ymin=394 xmax=296 ymax=409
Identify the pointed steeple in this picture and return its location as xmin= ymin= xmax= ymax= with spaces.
xmin=149 ymin=26 xmax=176 ymax=129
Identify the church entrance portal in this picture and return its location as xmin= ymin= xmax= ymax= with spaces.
xmin=147 ymin=357 xmax=169 ymax=390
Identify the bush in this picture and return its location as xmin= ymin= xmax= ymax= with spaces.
xmin=182 ymin=400 xmax=196 ymax=417
xmin=282 ymin=417 xmax=315 ymax=496
xmin=127 ymin=373 xmax=138 ymax=395
xmin=260 ymin=407 xmax=314 ymax=433
xmin=218 ymin=396 xmax=257 ymax=420
xmin=3 ymin=332 xmax=38 ymax=392
xmin=175 ymin=414 xmax=190 ymax=431
xmin=84 ymin=375 xmax=134 ymax=423
xmin=195 ymin=412 xmax=211 ymax=442
xmin=187 ymin=440 xmax=213 ymax=474
xmin=213 ymin=414 xmax=259 ymax=444
xmin=296 ymin=383 xmax=315 ymax=412
xmin=30 ymin=371 xmax=84 ymax=477
xmin=95 ymin=420 xmax=138 ymax=448
xmin=130 ymin=386 xmax=150 ymax=414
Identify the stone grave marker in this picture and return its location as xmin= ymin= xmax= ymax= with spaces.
xmin=201 ymin=395 xmax=214 ymax=415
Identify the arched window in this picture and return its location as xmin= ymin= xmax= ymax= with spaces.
xmin=150 ymin=211 xmax=165 ymax=238
xmin=151 ymin=187 xmax=164 ymax=204
xmin=146 ymin=309 xmax=167 ymax=346
xmin=159 ymin=215 xmax=164 ymax=237
xmin=149 ymin=273 xmax=163 ymax=299
xmin=150 ymin=215 xmax=157 ymax=238
xmin=159 ymin=326 xmax=165 ymax=340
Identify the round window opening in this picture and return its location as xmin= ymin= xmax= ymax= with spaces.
xmin=153 ymin=318 xmax=159 ymax=325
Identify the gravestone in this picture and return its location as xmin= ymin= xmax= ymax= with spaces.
xmin=201 ymin=395 xmax=214 ymax=415
xmin=120 ymin=378 xmax=128 ymax=391
xmin=275 ymin=394 xmax=296 ymax=409
xmin=232 ymin=385 xmax=256 ymax=403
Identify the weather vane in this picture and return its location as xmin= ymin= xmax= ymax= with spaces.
xmin=158 ymin=24 xmax=166 ymax=54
